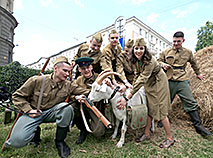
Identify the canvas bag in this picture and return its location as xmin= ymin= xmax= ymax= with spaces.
xmin=105 ymin=87 xmax=148 ymax=129
xmin=126 ymin=87 xmax=148 ymax=130
xmin=126 ymin=103 xmax=147 ymax=130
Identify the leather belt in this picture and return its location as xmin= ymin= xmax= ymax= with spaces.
xmin=172 ymin=66 xmax=184 ymax=70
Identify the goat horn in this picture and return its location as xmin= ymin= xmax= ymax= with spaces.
xmin=96 ymin=71 xmax=121 ymax=85
xmin=98 ymin=69 xmax=111 ymax=78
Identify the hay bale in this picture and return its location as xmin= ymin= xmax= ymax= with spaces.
xmin=170 ymin=45 xmax=213 ymax=129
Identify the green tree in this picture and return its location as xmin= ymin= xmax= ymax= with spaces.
xmin=195 ymin=21 xmax=213 ymax=51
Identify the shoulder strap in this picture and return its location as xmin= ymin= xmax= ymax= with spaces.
xmin=37 ymin=76 xmax=46 ymax=111
xmin=80 ymin=103 xmax=100 ymax=133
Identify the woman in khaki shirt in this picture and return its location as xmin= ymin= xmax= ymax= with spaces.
xmin=117 ymin=38 xmax=175 ymax=148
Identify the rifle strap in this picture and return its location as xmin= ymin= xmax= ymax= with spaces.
xmin=37 ymin=76 xmax=46 ymax=111
xmin=80 ymin=102 xmax=101 ymax=133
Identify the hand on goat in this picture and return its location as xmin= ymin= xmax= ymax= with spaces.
xmin=116 ymin=98 xmax=127 ymax=110
xmin=118 ymin=84 xmax=126 ymax=95
xmin=75 ymin=95 xmax=86 ymax=103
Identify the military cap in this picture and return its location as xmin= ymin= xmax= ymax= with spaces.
xmin=125 ymin=39 xmax=134 ymax=48
xmin=93 ymin=32 xmax=103 ymax=43
xmin=78 ymin=43 xmax=89 ymax=54
xmin=75 ymin=57 xmax=94 ymax=67
xmin=110 ymin=29 xmax=118 ymax=35
xmin=134 ymin=38 xmax=146 ymax=47
xmin=165 ymin=66 xmax=173 ymax=80
xmin=53 ymin=56 xmax=70 ymax=66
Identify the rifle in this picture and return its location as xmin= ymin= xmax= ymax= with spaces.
xmin=65 ymin=63 xmax=75 ymax=103
xmin=82 ymin=96 xmax=112 ymax=129
xmin=38 ymin=58 xmax=50 ymax=76
xmin=1 ymin=57 xmax=50 ymax=151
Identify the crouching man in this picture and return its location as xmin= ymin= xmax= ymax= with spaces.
xmin=5 ymin=56 xmax=86 ymax=158
xmin=72 ymin=57 xmax=106 ymax=144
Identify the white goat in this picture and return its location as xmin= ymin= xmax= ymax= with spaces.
xmin=88 ymin=70 xmax=147 ymax=148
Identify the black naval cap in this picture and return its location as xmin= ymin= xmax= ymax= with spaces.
xmin=75 ymin=57 xmax=94 ymax=67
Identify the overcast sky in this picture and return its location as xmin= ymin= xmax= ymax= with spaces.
xmin=13 ymin=0 xmax=213 ymax=65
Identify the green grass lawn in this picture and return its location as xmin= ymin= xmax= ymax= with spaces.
xmin=0 ymin=112 xmax=212 ymax=158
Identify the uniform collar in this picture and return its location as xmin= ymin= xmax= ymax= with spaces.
xmin=172 ymin=46 xmax=183 ymax=53
xmin=49 ymin=73 xmax=65 ymax=89
xmin=111 ymin=45 xmax=117 ymax=51
xmin=138 ymin=60 xmax=143 ymax=67
xmin=82 ymin=73 xmax=97 ymax=83
xmin=88 ymin=47 xmax=93 ymax=54
xmin=88 ymin=48 xmax=101 ymax=56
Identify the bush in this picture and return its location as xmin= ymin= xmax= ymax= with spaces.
xmin=0 ymin=61 xmax=52 ymax=111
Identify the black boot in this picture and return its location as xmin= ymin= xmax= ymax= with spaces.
xmin=30 ymin=126 xmax=41 ymax=147
xmin=188 ymin=110 xmax=212 ymax=137
xmin=55 ymin=126 xmax=70 ymax=158
xmin=76 ymin=130 xmax=87 ymax=144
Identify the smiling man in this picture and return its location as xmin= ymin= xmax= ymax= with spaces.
xmin=72 ymin=57 xmax=106 ymax=144
xmin=158 ymin=31 xmax=212 ymax=138
xmin=4 ymin=56 xmax=89 ymax=158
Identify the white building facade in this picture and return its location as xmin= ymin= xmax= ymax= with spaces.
xmin=26 ymin=16 xmax=171 ymax=69
xmin=87 ymin=16 xmax=171 ymax=57
xmin=0 ymin=0 xmax=17 ymax=66
xmin=26 ymin=42 xmax=85 ymax=70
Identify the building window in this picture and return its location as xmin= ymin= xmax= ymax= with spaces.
xmin=156 ymin=38 xmax=158 ymax=44
xmin=160 ymin=41 xmax=162 ymax=46
xmin=139 ymin=28 xmax=142 ymax=35
xmin=145 ymin=32 xmax=148 ymax=39
xmin=8 ymin=51 xmax=12 ymax=63
xmin=151 ymin=35 xmax=153 ymax=41
xmin=8 ymin=28 xmax=13 ymax=42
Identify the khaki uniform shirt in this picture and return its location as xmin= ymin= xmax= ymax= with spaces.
xmin=72 ymin=73 xmax=98 ymax=96
xmin=116 ymin=51 xmax=136 ymax=84
xmin=73 ymin=44 xmax=102 ymax=73
xmin=12 ymin=74 xmax=86 ymax=113
xmin=158 ymin=46 xmax=201 ymax=81
xmin=131 ymin=57 xmax=161 ymax=95
xmin=100 ymin=44 xmax=121 ymax=79
xmin=131 ymin=57 xmax=171 ymax=121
